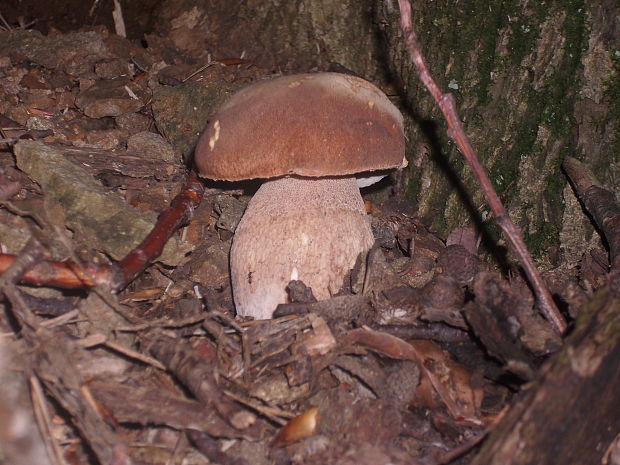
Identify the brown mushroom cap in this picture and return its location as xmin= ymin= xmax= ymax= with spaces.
xmin=195 ymin=72 xmax=405 ymax=181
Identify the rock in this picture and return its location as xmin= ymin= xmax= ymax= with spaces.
xmin=126 ymin=131 xmax=178 ymax=163
xmin=115 ymin=113 xmax=151 ymax=134
xmin=76 ymin=79 xmax=142 ymax=118
xmin=0 ymin=30 xmax=108 ymax=71
xmin=95 ymin=59 xmax=131 ymax=79
xmin=187 ymin=241 xmax=231 ymax=289
xmin=152 ymin=80 xmax=238 ymax=162
xmin=82 ymin=129 xmax=127 ymax=150
xmin=14 ymin=140 xmax=192 ymax=265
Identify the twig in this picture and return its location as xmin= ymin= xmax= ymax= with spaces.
xmin=104 ymin=340 xmax=167 ymax=370
xmin=202 ymin=304 xmax=251 ymax=375
xmin=28 ymin=328 xmax=135 ymax=465
xmin=434 ymin=407 xmax=509 ymax=465
xmin=0 ymin=237 xmax=47 ymax=329
xmin=117 ymin=170 xmax=205 ymax=285
xmin=2 ymin=271 xmax=133 ymax=465
xmin=0 ymin=171 xmax=206 ymax=291
xmin=222 ymin=389 xmax=293 ymax=425
xmin=88 ymin=0 xmax=101 ymax=16
xmin=78 ymin=334 xmax=167 ymax=370
xmin=30 ymin=375 xmax=69 ymax=465
xmin=182 ymin=61 xmax=218 ymax=82
xmin=145 ymin=332 xmax=257 ymax=430
xmin=397 ymin=0 xmax=567 ymax=334
xmin=112 ymin=0 xmax=126 ymax=38
xmin=436 ymin=429 xmax=489 ymax=465
xmin=39 ymin=309 xmax=80 ymax=328
xmin=116 ymin=314 xmax=209 ymax=332
xmin=0 ymin=10 xmax=12 ymax=31
xmin=0 ymin=254 xmax=114 ymax=289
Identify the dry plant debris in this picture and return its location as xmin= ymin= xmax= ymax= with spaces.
xmin=0 ymin=6 xmax=618 ymax=465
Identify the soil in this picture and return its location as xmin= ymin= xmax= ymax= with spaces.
xmin=1 ymin=0 xmax=160 ymax=40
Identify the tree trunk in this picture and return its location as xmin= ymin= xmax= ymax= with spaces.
xmin=377 ymin=0 xmax=618 ymax=269
xmin=156 ymin=0 xmax=618 ymax=269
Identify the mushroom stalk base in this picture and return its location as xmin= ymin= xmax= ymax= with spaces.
xmin=231 ymin=176 xmax=374 ymax=320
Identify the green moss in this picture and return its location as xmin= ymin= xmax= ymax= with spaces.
xmin=524 ymin=218 xmax=560 ymax=259
xmin=506 ymin=10 xmax=542 ymax=67
xmin=491 ymin=97 xmax=541 ymax=199
xmin=541 ymin=7 xmax=587 ymax=138
xmin=604 ymin=49 xmax=620 ymax=153
xmin=400 ymin=0 xmax=590 ymax=254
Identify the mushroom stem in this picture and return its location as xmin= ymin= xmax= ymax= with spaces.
xmin=231 ymin=176 xmax=374 ymax=319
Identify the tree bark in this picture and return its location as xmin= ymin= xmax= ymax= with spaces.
xmin=157 ymin=0 xmax=618 ymax=269
xmin=376 ymin=0 xmax=618 ymax=268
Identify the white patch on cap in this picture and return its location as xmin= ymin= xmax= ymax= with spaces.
xmin=209 ymin=120 xmax=220 ymax=150
xmin=290 ymin=267 xmax=299 ymax=281
xmin=368 ymin=101 xmax=375 ymax=109
xmin=301 ymin=233 xmax=310 ymax=246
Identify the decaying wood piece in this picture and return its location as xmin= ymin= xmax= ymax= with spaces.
xmin=465 ymin=273 xmax=552 ymax=380
xmin=563 ymin=157 xmax=620 ymax=270
xmin=143 ymin=332 xmax=261 ymax=437
xmin=471 ymin=281 xmax=620 ymax=465
xmin=0 ymin=244 xmax=133 ymax=465
xmin=88 ymin=380 xmax=245 ymax=438
xmin=30 ymin=328 xmax=134 ymax=465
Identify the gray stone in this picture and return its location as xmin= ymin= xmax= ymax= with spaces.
xmin=14 ymin=140 xmax=192 ymax=265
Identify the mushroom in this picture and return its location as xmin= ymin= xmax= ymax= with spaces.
xmin=195 ymin=72 xmax=406 ymax=319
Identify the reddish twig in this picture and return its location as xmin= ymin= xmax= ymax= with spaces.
xmin=0 ymin=253 xmax=113 ymax=289
xmin=117 ymin=170 xmax=205 ymax=285
xmin=397 ymin=0 xmax=567 ymax=334
xmin=0 ymin=171 xmax=205 ymax=292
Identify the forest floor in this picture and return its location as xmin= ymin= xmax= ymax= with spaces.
xmin=0 ymin=11 xmax=618 ymax=465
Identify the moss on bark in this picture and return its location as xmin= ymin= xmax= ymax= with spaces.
xmin=155 ymin=0 xmax=618 ymax=267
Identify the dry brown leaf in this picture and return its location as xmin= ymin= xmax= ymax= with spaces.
xmin=345 ymin=327 xmax=482 ymax=423
xmin=272 ymin=407 xmax=319 ymax=447
xmin=409 ymin=339 xmax=483 ymax=423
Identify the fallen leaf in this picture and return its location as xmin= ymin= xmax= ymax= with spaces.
xmin=272 ymin=407 xmax=319 ymax=447
xmin=345 ymin=327 xmax=482 ymax=423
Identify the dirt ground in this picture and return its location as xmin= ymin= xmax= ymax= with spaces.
xmin=0 ymin=3 xmax=618 ymax=465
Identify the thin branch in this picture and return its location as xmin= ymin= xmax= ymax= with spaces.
xmin=117 ymin=170 xmax=205 ymax=285
xmin=563 ymin=157 xmax=620 ymax=271
xmin=397 ymin=0 xmax=567 ymax=334
xmin=0 ymin=171 xmax=205 ymax=292
xmin=30 ymin=375 xmax=70 ymax=465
